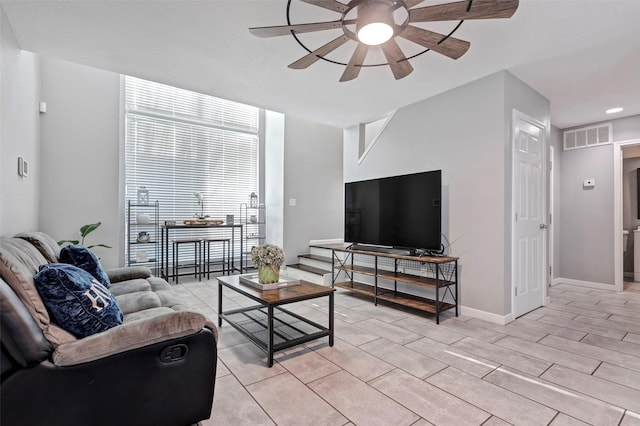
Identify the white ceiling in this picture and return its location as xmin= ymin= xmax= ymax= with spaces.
xmin=2 ymin=0 xmax=640 ymax=129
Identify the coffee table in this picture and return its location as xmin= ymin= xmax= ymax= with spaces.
xmin=217 ymin=275 xmax=335 ymax=367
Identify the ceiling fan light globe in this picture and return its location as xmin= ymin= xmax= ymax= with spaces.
xmin=357 ymin=22 xmax=394 ymax=45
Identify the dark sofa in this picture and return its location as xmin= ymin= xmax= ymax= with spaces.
xmin=0 ymin=232 xmax=217 ymax=426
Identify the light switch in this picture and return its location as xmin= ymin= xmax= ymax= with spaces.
xmin=583 ymin=179 xmax=595 ymax=188
xmin=289 ymin=198 xmax=297 ymax=207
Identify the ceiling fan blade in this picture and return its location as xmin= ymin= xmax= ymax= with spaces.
xmin=298 ymin=0 xmax=349 ymax=13
xmin=399 ymin=25 xmax=470 ymax=59
xmin=250 ymin=20 xmax=347 ymax=38
xmin=289 ymin=34 xmax=351 ymax=69
xmin=340 ymin=43 xmax=370 ymax=82
xmin=409 ymin=0 xmax=519 ymax=22
xmin=381 ymin=39 xmax=414 ymax=80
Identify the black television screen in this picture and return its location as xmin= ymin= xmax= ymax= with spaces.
xmin=344 ymin=170 xmax=442 ymax=251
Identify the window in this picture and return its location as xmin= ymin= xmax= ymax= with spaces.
xmin=124 ymin=76 xmax=260 ymax=264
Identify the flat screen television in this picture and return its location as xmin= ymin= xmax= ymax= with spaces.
xmin=344 ymin=170 xmax=442 ymax=252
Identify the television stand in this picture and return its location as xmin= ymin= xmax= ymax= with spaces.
xmin=331 ymin=246 xmax=458 ymax=324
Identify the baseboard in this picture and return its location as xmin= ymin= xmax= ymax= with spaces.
xmin=309 ymin=238 xmax=343 ymax=245
xmin=624 ymin=272 xmax=634 ymax=280
xmin=460 ymin=305 xmax=513 ymax=325
xmin=552 ymin=277 xmax=616 ymax=291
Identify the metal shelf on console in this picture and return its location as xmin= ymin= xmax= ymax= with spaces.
xmin=334 ymin=281 xmax=456 ymax=314
xmin=330 ymin=245 xmax=458 ymax=324
xmin=335 ymin=264 xmax=456 ymax=289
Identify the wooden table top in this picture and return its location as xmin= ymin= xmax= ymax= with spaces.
xmin=217 ymin=274 xmax=335 ymax=305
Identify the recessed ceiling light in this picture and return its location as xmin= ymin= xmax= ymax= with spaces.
xmin=606 ymin=107 xmax=624 ymax=114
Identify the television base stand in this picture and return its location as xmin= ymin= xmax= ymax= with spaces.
xmin=349 ymin=244 xmax=413 ymax=256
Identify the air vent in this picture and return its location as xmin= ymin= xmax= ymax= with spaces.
xmin=563 ymin=123 xmax=612 ymax=151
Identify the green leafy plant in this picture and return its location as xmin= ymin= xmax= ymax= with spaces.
xmin=57 ymin=222 xmax=112 ymax=249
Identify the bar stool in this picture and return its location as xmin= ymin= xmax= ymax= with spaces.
xmin=202 ymin=238 xmax=230 ymax=279
xmin=172 ymin=238 xmax=203 ymax=283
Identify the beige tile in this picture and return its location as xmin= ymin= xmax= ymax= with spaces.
xmin=406 ymin=337 xmax=499 ymax=378
xmin=333 ymin=318 xmax=381 ymax=347
xmin=277 ymin=345 xmax=342 ymax=384
xmin=309 ymin=370 xmax=419 ymax=426
xmin=438 ymin=318 xmax=506 ymax=343
xmin=568 ymin=301 xmax=640 ymax=319
xmin=482 ymin=417 xmax=512 ymax=426
xmin=540 ymin=334 xmax=640 ymax=372
xmin=625 ymin=333 xmax=640 ymax=345
xmin=495 ymin=336 xmax=600 ymax=374
xmin=537 ymin=315 xmax=627 ymax=340
xmin=582 ymin=333 xmax=640 ymax=357
xmin=314 ymin=338 xmax=395 ymax=382
xmin=247 ymin=373 xmax=347 ymax=426
xmin=333 ymin=306 xmax=371 ymax=324
xmin=545 ymin=302 xmax=610 ymax=318
xmin=216 ymin=358 xmax=231 ymax=378
xmin=541 ymin=364 xmax=640 ymax=413
xmin=593 ymin=362 xmax=640 ymax=391
xmin=204 ymin=374 xmax=274 ymax=426
xmin=452 ymin=337 xmax=551 ymax=377
xmin=484 ymin=367 xmax=624 ymax=425
xmin=352 ymin=318 xmax=422 ymax=344
xmin=359 ymin=338 xmax=447 ymax=379
xmin=351 ymin=302 xmax=411 ymax=323
xmin=526 ymin=306 xmax=579 ymax=320
xmin=392 ymin=316 xmax=466 ymax=344
xmin=573 ymin=314 xmax=640 ymax=335
xmin=513 ymin=317 xmax=587 ymax=341
xmin=610 ymin=315 xmax=640 ymax=327
xmin=334 ymin=292 xmax=369 ymax=308
xmin=410 ymin=420 xmax=434 ymax=426
xmin=216 ymin=323 xmax=249 ymax=349
xmin=466 ymin=318 xmax=548 ymax=342
xmin=549 ymin=413 xmax=591 ymax=425
xmin=621 ymin=411 xmax=640 ymax=426
xmin=217 ymin=341 xmax=287 ymax=386
xmin=427 ymin=367 xmax=556 ymax=425
xmin=370 ymin=369 xmax=491 ymax=425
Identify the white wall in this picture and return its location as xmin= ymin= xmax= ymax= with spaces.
xmin=0 ymin=8 xmax=40 ymax=237
xmin=39 ymin=56 xmax=122 ymax=268
xmin=344 ymin=71 xmax=550 ymax=320
xmin=283 ymin=115 xmax=343 ymax=264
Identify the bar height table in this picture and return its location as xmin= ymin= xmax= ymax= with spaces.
xmin=160 ymin=223 xmax=243 ymax=281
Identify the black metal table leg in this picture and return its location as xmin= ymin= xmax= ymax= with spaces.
xmin=329 ymin=292 xmax=334 ymax=346
xmin=218 ymin=282 xmax=223 ymax=327
xmin=267 ymin=305 xmax=274 ymax=367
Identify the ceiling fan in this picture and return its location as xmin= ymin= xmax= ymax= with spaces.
xmin=249 ymin=0 xmax=519 ymax=82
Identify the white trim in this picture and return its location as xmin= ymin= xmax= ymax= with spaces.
xmin=511 ymin=109 xmax=548 ymax=318
xmin=309 ymin=238 xmax=344 ymax=245
xmin=358 ymin=111 xmax=397 ymax=164
xmin=461 ymin=305 xmax=514 ymax=325
xmin=613 ymin=138 xmax=640 ymax=292
xmin=552 ymin=277 xmax=616 ymax=291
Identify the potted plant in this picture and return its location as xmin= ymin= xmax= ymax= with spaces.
xmin=251 ymin=244 xmax=285 ymax=284
xmin=57 ymin=222 xmax=111 ymax=250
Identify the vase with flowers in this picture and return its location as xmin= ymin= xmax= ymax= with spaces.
xmin=251 ymin=244 xmax=285 ymax=284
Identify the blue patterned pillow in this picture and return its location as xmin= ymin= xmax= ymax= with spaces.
xmin=34 ymin=263 xmax=123 ymax=338
xmin=60 ymin=244 xmax=111 ymax=288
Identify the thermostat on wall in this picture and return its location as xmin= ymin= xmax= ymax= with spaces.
xmin=583 ymin=179 xmax=595 ymax=188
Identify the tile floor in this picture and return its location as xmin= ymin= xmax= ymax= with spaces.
xmin=173 ymin=279 xmax=640 ymax=426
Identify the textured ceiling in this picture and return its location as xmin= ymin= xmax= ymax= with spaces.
xmin=3 ymin=0 xmax=640 ymax=129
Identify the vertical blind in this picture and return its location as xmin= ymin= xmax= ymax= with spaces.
xmin=124 ymin=76 xmax=260 ymax=222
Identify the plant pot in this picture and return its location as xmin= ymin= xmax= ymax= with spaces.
xmin=258 ymin=265 xmax=279 ymax=284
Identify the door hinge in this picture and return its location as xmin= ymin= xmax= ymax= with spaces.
xmin=515 ymin=287 xmax=518 ymax=296
xmin=549 ymin=266 xmax=552 ymax=276
xmin=515 ymin=213 xmax=518 ymax=222
xmin=548 ymin=213 xmax=552 ymax=224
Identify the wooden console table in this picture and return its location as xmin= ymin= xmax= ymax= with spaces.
xmin=329 ymin=245 xmax=458 ymax=324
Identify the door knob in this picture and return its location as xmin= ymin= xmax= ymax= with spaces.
xmin=540 ymin=223 xmax=548 ymax=229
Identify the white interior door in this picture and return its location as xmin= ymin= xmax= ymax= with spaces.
xmin=513 ymin=111 xmax=546 ymax=317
